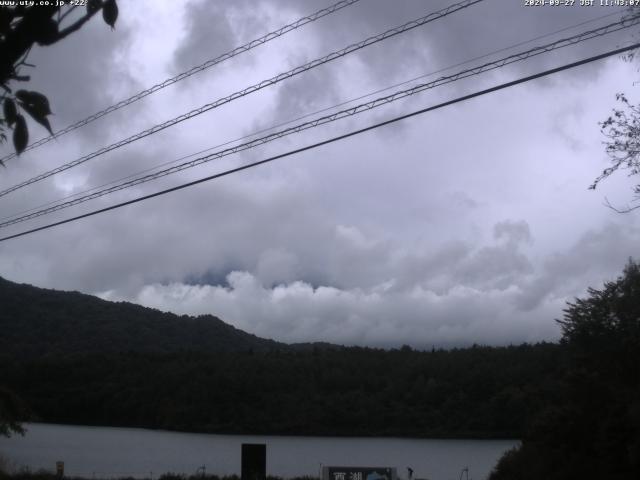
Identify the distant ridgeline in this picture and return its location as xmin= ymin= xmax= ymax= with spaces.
xmin=0 ymin=275 xmax=565 ymax=439
xmin=0 ymin=276 xmax=284 ymax=358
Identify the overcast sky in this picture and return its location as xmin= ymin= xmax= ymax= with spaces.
xmin=1 ymin=0 xmax=639 ymax=348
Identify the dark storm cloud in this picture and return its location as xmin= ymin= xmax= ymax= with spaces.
xmin=192 ymin=0 xmax=632 ymax=143
xmin=329 ymin=0 xmax=629 ymax=79
xmin=515 ymin=222 xmax=640 ymax=311
xmin=384 ymin=220 xmax=534 ymax=294
xmin=172 ymin=0 xmax=241 ymax=73
xmin=494 ymin=220 xmax=533 ymax=244
xmin=266 ymin=67 xmax=342 ymax=128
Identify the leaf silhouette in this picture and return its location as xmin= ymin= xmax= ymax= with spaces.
xmin=19 ymin=101 xmax=54 ymax=136
xmin=3 ymin=98 xmax=17 ymax=126
xmin=87 ymin=0 xmax=102 ymax=15
xmin=13 ymin=115 xmax=28 ymax=155
xmin=103 ymin=0 xmax=118 ymax=29
xmin=16 ymin=90 xmax=52 ymax=116
xmin=0 ymin=8 xmax=15 ymax=36
xmin=33 ymin=16 xmax=59 ymax=45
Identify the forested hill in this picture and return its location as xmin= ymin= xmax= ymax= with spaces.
xmin=0 ymin=275 xmax=566 ymax=439
xmin=0 ymin=276 xmax=285 ymax=358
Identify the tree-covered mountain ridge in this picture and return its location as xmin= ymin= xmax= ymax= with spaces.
xmin=0 ymin=275 xmax=288 ymax=358
xmin=0 ymin=274 xmax=566 ymax=440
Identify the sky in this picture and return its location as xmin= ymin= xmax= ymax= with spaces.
xmin=1 ymin=0 xmax=639 ymax=348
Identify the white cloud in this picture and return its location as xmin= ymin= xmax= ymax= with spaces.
xmin=98 ymin=220 xmax=639 ymax=348
xmin=119 ymin=271 xmax=561 ymax=348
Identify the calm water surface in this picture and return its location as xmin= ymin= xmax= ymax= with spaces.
xmin=0 ymin=424 xmax=518 ymax=480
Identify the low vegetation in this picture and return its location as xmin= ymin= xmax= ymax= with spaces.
xmin=0 ymin=471 xmax=316 ymax=480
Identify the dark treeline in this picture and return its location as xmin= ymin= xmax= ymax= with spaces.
xmin=0 ymin=343 xmax=562 ymax=438
xmin=489 ymin=260 xmax=640 ymax=479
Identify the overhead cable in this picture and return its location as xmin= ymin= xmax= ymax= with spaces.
xmin=0 ymin=0 xmax=362 ymax=164
xmin=1 ymin=42 xmax=637 ymax=243
xmin=1 ymin=13 xmax=638 ymax=228
xmin=0 ymin=0 xmax=484 ymax=199
xmin=4 ymin=7 xmax=620 ymax=225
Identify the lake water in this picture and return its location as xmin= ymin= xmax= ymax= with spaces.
xmin=0 ymin=424 xmax=518 ymax=480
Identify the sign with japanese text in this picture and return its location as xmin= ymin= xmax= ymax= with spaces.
xmin=322 ymin=466 xmax=396 ymax=480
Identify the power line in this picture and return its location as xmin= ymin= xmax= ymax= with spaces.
xmin=3 ymin=7 xmax=621 ymax=225
xmin=0 ymin=5 xmax=609 ymax=227
xmin=1 ymin=8 xmax=624 ymax=223
xmin=1 ymin=13 xmax=637 ymax=229
xmin=0 ymin=0 xmax=362 ymax=164
xmin=0 ymin=42 xmax=636 ymax=244
xmin=0 ymin=0 xmax=484 ymax=199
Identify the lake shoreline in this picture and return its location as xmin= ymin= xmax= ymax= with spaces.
xmin=0 ymin=423 xmax=518 ymax=480
xmin=1 ymin=471 xmax=314 ymax=480
xmin=20 ymin=421 xmax=520 ymax=442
